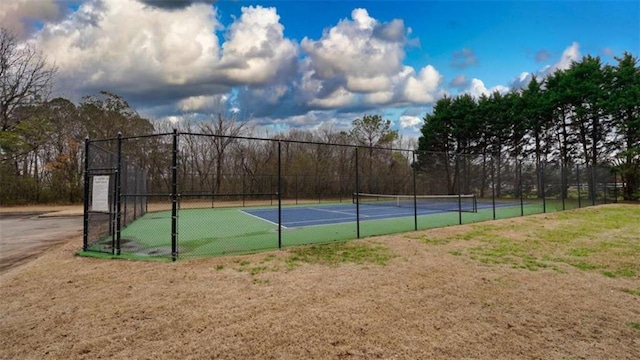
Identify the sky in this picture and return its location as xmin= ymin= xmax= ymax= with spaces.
xmin=1 ymin=0 xmax=639 ymax=137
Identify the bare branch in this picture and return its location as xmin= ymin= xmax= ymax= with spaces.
xmin=0 ymin=27 xmax=57 ymax=131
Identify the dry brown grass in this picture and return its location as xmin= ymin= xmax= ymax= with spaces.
xmin=1 ymin=204 xmax=639 ymax=359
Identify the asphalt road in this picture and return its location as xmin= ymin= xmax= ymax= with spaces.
xmin=0 ymin=213 xmax=83 ymax=273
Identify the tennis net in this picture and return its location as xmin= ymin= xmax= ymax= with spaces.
xmin=354 ymin=193 xmax=478 ymax=212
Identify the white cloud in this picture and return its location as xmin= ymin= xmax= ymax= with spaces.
xmin=219 ymin=6 xmax=298 ymax=85
xmin=0 ymin=0 xmax=63 ymax=38
xmin=346 ymin=75 xmax=392 ymax=93
xmin=510 ymin=71 xmax=532 ymax=89
xmin=33 ymin=1 xmax=298 ymax=104
xmin=399 ymin=115 xmax=422 ymax=129
xmin=465 ymin=78 xmax=509 ymax=98
xmin=402 ymin=65 xmax=443 ymax=103
xmin=300 ymin=8 xmax=406 ymax=93
xmin=35 ymin=0 xmax=221 ymax=92
xmin=21 ymin=2 xmax=468 ymax=133
xmin=512 ymin=42 xmax=583 ymax=89
xmin=363 ymin=90 xmax=394 ymax=105
xmin=178 ymin=96 xmax=220 ymax=112
xmin=309 ymin=87 xmax=356 ymax=109
xmin=546 ymin=41 xmax=581 ymax=74
xmin=292 ymin=10 xmax=442 ymax=112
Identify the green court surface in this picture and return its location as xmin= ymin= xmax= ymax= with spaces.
xmin=83 ymin=198 xmax=587 ymax=260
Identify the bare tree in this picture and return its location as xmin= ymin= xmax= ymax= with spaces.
xmin=1 ymin=27 xmax=56 ymax=132
xmin=199 ymin=96 xmax=252 ymax=193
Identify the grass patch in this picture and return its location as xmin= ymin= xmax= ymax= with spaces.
xmin=286 ymin=242 xmax=394 ymax=268
xmin=629 ymin=322 xmax=640 ymax=331
xmin=405 ymin=234 xmax=451 ymax=245
xmin=421 ymin=205 xmax=640 ymax=277
xmin=226 ymin=242 xmax=393 ymax=279
xmin=622 ymin=289 xmax=640 ymax=297
xmin=568 ymin=261 xmax=599 ymax=271
xmin=569 ymin=247 xmax=599 ymax=257
xmin=603 ymin=267 xmax=637 ymax=278
xmin=249 ymin=266 xmax=268 ymax=276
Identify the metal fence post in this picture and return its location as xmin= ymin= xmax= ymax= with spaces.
xmin=412 ymin=151 xmax=418 ymax=231
xmin=355 ymin=147 xmax=360 ymax=239
xmin=116 ymin=132 xmax=123 ymax=256
xmin=278 ymin=141 xmax=282 ymax=249
xmin=561 ymin=165 xmax=566 ymax=211
xmin=541 ymin=163 xmax=546 ymax=213
xmin=491 ymin=156 xmax=496 ymax=220
xmin=591 ymin=165 xmax=596 ymax=206
xmin=519 ymin=159 xmax=524 ymax=217
xmin=456 ymin=153 xmax=462 ymax=225
xmin=83 ymin=137 xmax=90 ymax=251
xmin=171 ymin=129 xmax=178 ymax=261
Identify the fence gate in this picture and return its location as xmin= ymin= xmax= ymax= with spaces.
xmin=83 ymin=139 xmax=120 ymax=254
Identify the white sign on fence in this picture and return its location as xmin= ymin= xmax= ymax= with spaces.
xmin=91 ymin=175 xmax=110 ymax=212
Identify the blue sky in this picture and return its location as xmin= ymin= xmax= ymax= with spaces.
xmin=2 ymin=0 xmax=639 ymax=136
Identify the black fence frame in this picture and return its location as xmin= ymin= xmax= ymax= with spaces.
xmin=83 ymin=130 xmax=618 ymax=261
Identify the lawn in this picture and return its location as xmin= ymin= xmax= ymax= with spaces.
xmin=1 ymin=203 xmax=639 ymax=359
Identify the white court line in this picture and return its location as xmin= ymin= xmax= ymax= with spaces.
xmin=239 ymin=210 xmax=289 ymax=229
xmin=306 ymin=207 xmax=369 ymax=217
xmin=283 ymin=216 xmax=356 ymax=226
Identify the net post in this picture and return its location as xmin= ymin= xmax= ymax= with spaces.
xmin=171 ymin=129 xmax=178 ymax=261
xmin=355 ymin=147 xmax=360 ymax=239
xmin=412 ymin=151 xmax=417 ymax=231
xmin=278 ymin=140 xmax=282 ymax=249
xmin=116 ymin=132 xmax=122 ymax=256
xmin=82 ymin=137 xmax=90 ymax=252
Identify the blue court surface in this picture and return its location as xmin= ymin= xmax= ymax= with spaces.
xmin=243 ymin=201 xmax=509 ymax=228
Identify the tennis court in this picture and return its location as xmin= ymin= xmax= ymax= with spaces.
xmin=245 ymin=194 xmax=484 ymax=228
xmin=92 ymin=195 xmax=541 ymax=259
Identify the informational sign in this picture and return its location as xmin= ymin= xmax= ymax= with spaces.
xmin=91 ymin=175 xmax=110 ymax=212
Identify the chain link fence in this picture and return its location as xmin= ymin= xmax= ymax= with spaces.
xmin=83 ymin=131 xmax=619 ymax=260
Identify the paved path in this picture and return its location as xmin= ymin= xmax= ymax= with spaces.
xmin=0 ymin=212 xmax=83 ymax=273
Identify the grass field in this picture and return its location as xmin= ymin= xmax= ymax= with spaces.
xmin=2 ymin=203 xmax=639 ymax=359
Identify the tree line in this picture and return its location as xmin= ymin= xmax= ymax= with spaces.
xmin=419 ymin=53 xmax=640 ymax=200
